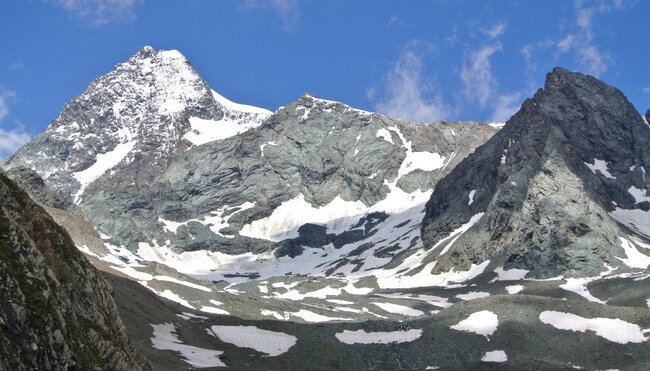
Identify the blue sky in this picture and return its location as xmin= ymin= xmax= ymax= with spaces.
xmin=1 ymin=0 xmax=649 ymax=158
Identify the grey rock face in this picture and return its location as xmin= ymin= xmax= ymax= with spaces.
xmin=4 ymin=167 xmax=73 ymax=209
xmin=421 ymin=67 xmax=650 ymax=278
xmin=0 ymin=175 xmax=145 ymax=370
xmin=79 ymin=94 xmax=496 ymax=256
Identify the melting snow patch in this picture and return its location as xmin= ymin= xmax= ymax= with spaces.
xmin=539 ymin=311 xmax=647 ymax=344
xmin=492 ymin=266 xmax=529 ymax=281
xmin=585 ymin=159 xmax=616 ymax=179
xmin=179 ymin=312 xmax=208 ymax=320
xmin=208 ymin=326 xmax=296 ymax=356
xmin=261 ymin=309 xmax=288 ymax=321
xmin=328 ymin=299 xmax=355 ymax=305
xmin=290 ymin=309 xmax=351 ymax=323
xmin=436 ymin=213 xmax=485 ymax=256
xmin=372 ymin=302 xmax=424 ymax=317
xmin=505 ymin=285 xmax=524 ymax=294
xmin=450 ymin=310 xmax=499 ymax=338
xmin=200 ymin=306 xmax=229 ymax=315
xmin=153 ymin=275 xmax=212 ymax=292
xmin=560 ymin=277 xmax=607 ymax=304
xmin=398 ymin=151 xmax=446 ymax=177
xmin=211 ymin=89 xmax=272 ymax=115
xmin=376 ymin=260 xmax=490 ymax=289
xmin=376 ymin=128 xmax=394 ymax=144
xmin=184 ymin=116 xmax=261 ymax=146
xmin=335 ymin=329 xmax=422 ymax=344
xmin=616 ymin=237 xmax=650 ymax=269
xmin=610 ymin=209 xmax=650 ymax=238
xmin=468 ymin=190 xmax=476 ymax=205
xmin=151 ymin=323 xmax=225 ymax=368
xmin=628 ymin=186 xmax=649 ymax=204
xmin=482 ymin=350 xmax=507 ymax=363
xmin=456 ymin=291 xmax=490 ymax=301
xmin=72 ymin=140 xmax=136 ymax=202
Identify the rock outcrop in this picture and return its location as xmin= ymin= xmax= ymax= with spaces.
xmin=0 ymin=175 xmax=145 ymax=370
xmin=420 ymin=67 xmax=650 ymax=279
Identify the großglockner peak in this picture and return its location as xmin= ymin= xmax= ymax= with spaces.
xmin=419 ymin=67 xmax=650 ymax=280
xmin=3 ymin=46 xmax=271 ymax=204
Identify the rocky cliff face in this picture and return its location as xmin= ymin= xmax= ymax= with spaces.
xmin=0 ymin=174 xmax=145 ymax=370
xmin=420 ymin=67 xmax=650 ymax=279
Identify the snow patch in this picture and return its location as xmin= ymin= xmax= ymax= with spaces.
xmin=539 ymin=311 xmax=648 ymax=344
xmin=456 ymin=291 xmax=490 ymax=301
xmin=72 ymin=140 xmax=136 ymax=202
xmin=436 ymin=212 xmax=485 ymax=256
xmin=208 ymin=326 xmax=296 ymax=356
xmin=376 ymin=128 xmax=394 ymax=144
xmin=450 ymin=311 xmax=499 ymax=338
xmin=468 ymin=190 xmax=476 ymax=205
xmin=616 ymin=237 xmax=650 ymax=269
xmin=610 ymin=209 xmax=650 ymax=238
xmin=372 ymin=302 xmax=424 ymax=317
xmin=211 ymin=90 xmax=272 ymax=115
xmin=585 ymin=158 xmax=615 ymax=179
xmin=492 ymin=266 xmax=529 ymax=281
xmin=335 ymin=329 xmax=422 ymax=344
xmin=505 ymin=285 xmax=524 ymax=294
xmin=482 ymin=350 xmax=507 ymax=363
xmin=151 ymin=323 xmax=225 ymax=368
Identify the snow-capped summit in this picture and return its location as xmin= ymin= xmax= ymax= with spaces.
xmin=3 ymin=46 xmax=270 ymax=203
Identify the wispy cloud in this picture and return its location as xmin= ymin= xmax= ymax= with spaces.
xmin=481 ymin=21 xmax=508 ymax=39
xmin=491 ymin=92 xmax=524 ymax=122
xmin=642 ymin=87 xmax=650 ymax=94
xmin=50 ymin=0 xmax=141 ymax=26
xmin=460 ymin=43 xmax=502 ymax=108
xmin=244 ymin=0 xmax=300 ymax=30
xmin=0 ymin=87 xmax=15 ymax=122
xmin=387 ymin=15 xmax=402 ymax=27
xmin=0 ymin=87 xmax=30 ymax=159
xmin=0 ymin=127 xmax=31 ymax=159
xmin=372 ymin=45 xmax=451 ymax=122
xmin=8 ymin=62 xmax=27 ymax=72
xmin=552 ymin=0 xmax=623 ymax=76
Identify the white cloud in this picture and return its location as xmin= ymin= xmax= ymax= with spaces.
xmin=51 ymin=0 xmax=140 ymax=26
xmin=0 ymin=87 xmax=16 ymax=122
xmin=481 ymin=22 xmax=508 ymax=39
xmin=553 ymin=1 xmax=618 ymax=76
xmin=0 ymin=87 xmax=31 ymax=159
xmin=642 ymin=87 xmax=650 ymax=94
xmin=490 ymin=92 xmax=523 ymax=122
xmin=372 ymin=48 xmax=451 ymax=122
xmin=244 ymin=0 xmax=300 ymax=30
xmin=0 ymin=128 xmax=31 ymax=160
xmin=461 ymin=43 xmax=502 ymax=108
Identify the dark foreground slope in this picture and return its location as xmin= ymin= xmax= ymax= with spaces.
xmin=0 ymin=175 xmax=146 ymax=370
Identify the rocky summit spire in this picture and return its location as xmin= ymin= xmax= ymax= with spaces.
xmin=419 ymin=67 xmax=650 ymax=280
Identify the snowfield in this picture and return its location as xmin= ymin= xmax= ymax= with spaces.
xmin=539 ymin=311 xmax=648 ymax=344
xmin=335 ymin=329 xmax=422 ymax=344
xmin=450 ymin=311 xmax=499 ymax=337
xmin=208 ymin=325 xmax=297 ymax=356
xmin=151 ymin=323 xmax=225 ymax=368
